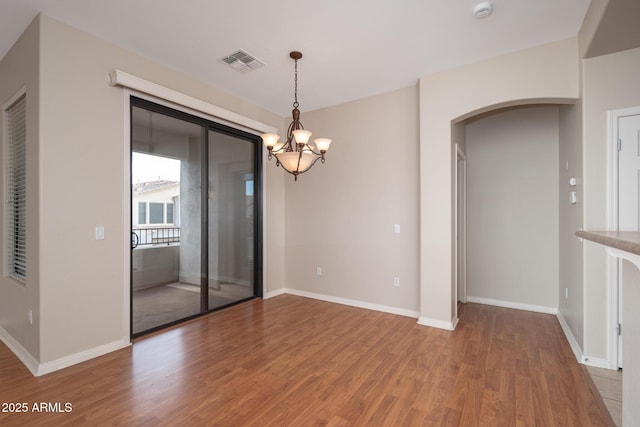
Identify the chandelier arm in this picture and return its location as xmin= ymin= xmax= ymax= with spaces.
xmin=304 ymin=154 xmax=324 ymax=171
xmin=270 ymin=144 xmax=288 ymax=154
xmin=286 ymin=138 xmax=295 ymax=152
xmin=285 ymin=118 xmax=298 ymax=151
xmin=295 ymin=149 xmax=303 ymax=171
xmin=279 ymin=167 xmax=297 ymax=176
xmin=282 ymin=166 xmax=300 ymax=181
xmin=287 ymin=119 xmax=296 ymax=137
xmin=303 ymin=144 xmax=322 ymax=155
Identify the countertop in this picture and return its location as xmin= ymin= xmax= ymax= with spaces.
xmin=576 ymin=230 xmax=640 ymax=256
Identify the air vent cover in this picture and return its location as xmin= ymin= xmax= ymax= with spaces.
xmin=218 ymin=49 xmax=265 ymax=74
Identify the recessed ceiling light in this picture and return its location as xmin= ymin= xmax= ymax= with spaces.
xmin=473 ymin=2 xmax=493 ymax=19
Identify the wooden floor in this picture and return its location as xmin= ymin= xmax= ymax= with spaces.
xmin=0 ymin=295 xmax=614 ymax=426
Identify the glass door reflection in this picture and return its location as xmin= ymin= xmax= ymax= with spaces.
xmin=131 ymin=106 xmax=202 ymax=335
xmin=207 ymin=129 xmax=256 ymax=308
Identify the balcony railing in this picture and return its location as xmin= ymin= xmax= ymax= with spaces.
xmin=132 ymin=227 xmax=180 ymax=248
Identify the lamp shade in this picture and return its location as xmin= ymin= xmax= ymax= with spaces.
xmin=261 ymin=133 xmax=280 ymax=148
xmin=314 ymin=138 xmax=332 ymax=152
xmin=276 ymin=151 xmax=316 ymax=174
xmin=292 ymin=129 xmax=312 ymax=144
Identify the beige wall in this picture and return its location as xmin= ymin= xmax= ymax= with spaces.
xmin=582 ymin=47 xmax=640 ymax=359
xmin=2 ymin=14 xmax=285 ymax=366
xmin=282 ymin=86 xmax=420 ymax=313
xmin=465 ymin=106 xmax=560 ymax=310
xmin=558 ymin=102 xmax=584 ymax=350
xmin=419 ymin=38 xmax=579 ymax=326
xmin=0 ymin=16 xmax=40 ymax=360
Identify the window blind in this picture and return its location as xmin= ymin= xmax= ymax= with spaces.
xmin=6 ymin=94 xmax=26 ymax=282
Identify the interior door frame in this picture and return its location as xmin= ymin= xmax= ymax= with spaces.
xmin=128 ymin=93 xmax=264 ymax=337
xmin=607 ymin=105 xmax=640 ymax=369
xmin=455 ymin=144 xmax=467 ymax=313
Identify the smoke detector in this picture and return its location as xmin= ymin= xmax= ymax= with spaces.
xmin=473 ymin=2 xmax=493 ymax=19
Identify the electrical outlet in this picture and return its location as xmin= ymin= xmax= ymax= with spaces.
xmin=316 ymin=267 xmax=322 ymax=276
xmin=393 ymin=277 xmax=400 ymax=287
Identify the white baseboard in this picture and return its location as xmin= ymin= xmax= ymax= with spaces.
xmin=581 ymin=356 xmax=610 ymax=369
xmin=466 ymin=296 xmax=558 ymax=315
xmin=264 ymin=288 xmax=287 ymax=299
xmin=417 ymin=316 xmax=457 ymax=331
xmin=556 ymin=311 xmax=584 ymax=363
xmin=268 ymin=288 xmax=459 ymax=330
xmin=0 ymin=326 xmax=40 ymax=376
xmin=271 ymin=288 xmax=420 ymax=319
xmin=0 ymin=326 xmax=130 ymax=376
xmin=37 ymin=339 xmax=131 ymax=376
xmin=451 ymin=316 xmax=459 ymax=330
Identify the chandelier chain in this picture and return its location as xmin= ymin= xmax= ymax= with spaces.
xmin=293 ymin=58 xmax=299 ymax=109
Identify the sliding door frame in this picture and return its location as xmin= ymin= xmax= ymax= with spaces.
xmin=129 ymin=96 xmax=263 ymax=337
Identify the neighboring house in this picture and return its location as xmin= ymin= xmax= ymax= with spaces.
xmin=132 ymin=180 xmax=180 ymax=229
xmin=131 ymin=180 xmax=181 ymax=290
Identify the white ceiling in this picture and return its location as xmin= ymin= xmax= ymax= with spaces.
xmin=1 ymin=0 xmax=590 ymax=117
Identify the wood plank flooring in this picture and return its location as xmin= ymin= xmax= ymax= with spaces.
xmin=0 ymin=295 xmax=614 ymax=426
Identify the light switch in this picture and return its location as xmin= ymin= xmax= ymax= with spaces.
xmin=95 ymin=226 xmax=105 ymax=240
xmin=394 ymin=224 xmax=401 ymax=234
xmin=570 ymin=191 xmax=577 ymax=204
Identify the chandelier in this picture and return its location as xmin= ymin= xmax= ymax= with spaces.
xmin=261 ymin=51 xmax=332 ymax=181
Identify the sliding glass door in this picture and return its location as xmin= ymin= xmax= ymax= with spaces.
xmin=130 ymin=97 xmax=261 ymax=336
xmin=208 ymin=130 xmax=257 ymax=308
xmin=131 ymin=107 xmax=202 ymax=334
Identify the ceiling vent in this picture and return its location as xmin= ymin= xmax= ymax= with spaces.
xmin=218 ymin=49 xmax=265 ymax=74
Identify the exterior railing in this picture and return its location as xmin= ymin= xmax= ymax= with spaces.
xmin=132 ymin=227 xmax=180 ymax=248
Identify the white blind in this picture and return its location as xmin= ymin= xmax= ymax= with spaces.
xmin=6 ymin=94 xmax=26 ymax=282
